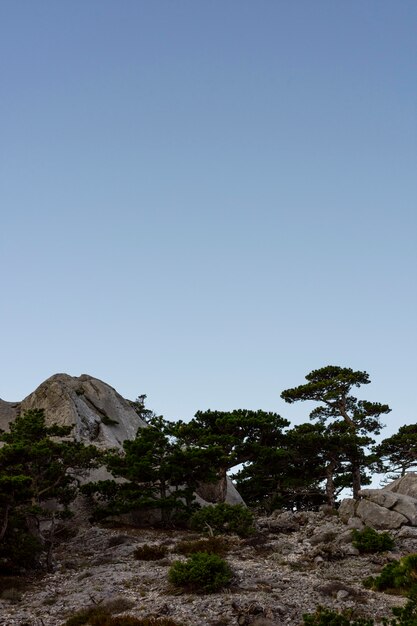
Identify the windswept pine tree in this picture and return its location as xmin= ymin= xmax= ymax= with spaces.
xmin=281 ymin=365 xmax=391 ymax=499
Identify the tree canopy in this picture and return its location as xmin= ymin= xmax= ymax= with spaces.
xmin=0 ymin=409 xmax=97 ymax=572
xmin=281 ymin=365 xmax=391 ymax=499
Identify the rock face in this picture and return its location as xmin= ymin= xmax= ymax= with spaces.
xmin=20 ymin=373 xmax=146 ymax=449
xmin=340 ymin=476 xmax=417 ymax=530
xmin=385 ymin=474 xmax=417 ymax=499
xmin=0 ymin=398 xmax=19 ymax=431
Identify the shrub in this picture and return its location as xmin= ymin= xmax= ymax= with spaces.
xmin=90 ymin=617 xmax=182 ymax=626
xmin=63 ymin=598 xmax=134 ymax=626
xmin=303 ymin=606 xmax=374 ymax=626
xmin=64 ymin=606 xmax=109 ymax=626
xmin=388 ymin=592 xmax=417 ymax=626
xmin=168 ymin=551 xmax=232 ymax=593
xmin=303 ymin=597 xmax=417 ymax=626
xmin=0 ymin=522 xmax=43 ymax=574
xmin=175 ymin=536 xmax=228 ymax=556
xmin=133 ymin=544 xmax=168 ymax=561
xmin=0 ymin=587 xmax=22 ymax=603
xmin=352 ymin=527 xmax=395 ymax=553
xmin=107 ymin=535 xmax=131 ymax=548
xmin=190 ymin=503 xmax=254 ymax=537
xmin=364 ymin=554 xmax=417 ymax=594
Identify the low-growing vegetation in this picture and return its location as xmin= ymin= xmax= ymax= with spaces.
xmin=190 ymin=503 xmax=255 ymax=537
xmin=303 ymin=606 xmax=374 ymax=626
xmin=304 ymin=595 xmax=417 ymax=626
xmin=351 ymin=527 xmax=395 ymax=554
xmin=133 ymin=544 xmax=168 ymax=561
xmin=364 ymin=554 xmax=417 ymax=594
xmin=62 ymin=597 xmax=184 ymax=626
xmin=89 ymin=617 xmax=183 ymax=626
xmin=168 ymin=551 xmax=232 ymax=593
xmin=175 ymin=536 xmax=229 ymax=556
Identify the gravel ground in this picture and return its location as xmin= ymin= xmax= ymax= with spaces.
xmin=0 ymin=513 xmax=413 ymax=626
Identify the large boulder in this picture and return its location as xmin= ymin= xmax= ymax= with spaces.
xmin=356 ymin=499 xmax=408 ymax=529
xmin=340 ymin=478 xmax=417 ymax=530
xmin=20 ymin=373 xmax=146 ymax=449
xmin=384 ymin=474 xmax=417 ymax=499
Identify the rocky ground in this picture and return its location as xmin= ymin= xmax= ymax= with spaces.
xmin=1 ymin=510 xmax=415 ymax=626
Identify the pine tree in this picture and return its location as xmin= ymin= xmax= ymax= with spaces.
xmin=281 ymin=366 xmax=390 ymax=498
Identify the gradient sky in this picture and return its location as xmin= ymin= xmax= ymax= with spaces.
xmin=1 ymin=1 xmax=416 ymax=440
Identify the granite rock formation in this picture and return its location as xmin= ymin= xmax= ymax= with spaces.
xmin=340 ymin=474 xmax=417 ymax=530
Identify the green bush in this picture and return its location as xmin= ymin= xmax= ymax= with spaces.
xmin=168 ymin=551 xmax=232 ymax=593
xmin=364 ymin=554 xmax=417 ymax=594
xmin=303 ymin=597 xmax=417 ymax=626
xmin=0 ymin=520 xmax=43 ymax=574
xmin=175 ymin=536 xmax=228 ymax=556
xmin=190 ymin=503 xmax=254 ymax=537
xmin=388 ymin=592 xmax=417 ymax=626
xmin=303 ymin=606 xmax=374 ymax=626
xmin=352 ymin=527 xmax=395 ymax=553
xmin=133 ymin=544 xmax=168 ymax=561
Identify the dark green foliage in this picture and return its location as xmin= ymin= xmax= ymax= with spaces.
xmin=0 ymin=409 xmax=98 ymax=572
xmin=352 ymin=527 xmax=395 ymax=553
xmin=374 ymin=425 xmax=417 ymax=480
xmin=174 ymin=409 xmax=289 ymax=482
xmin=387 ymin=592 xmax=417 ymax=626
xmin=84 ymin=414 xmax=215 ymax=527
xmin=0 ymin=519 xmax=43 ymax=573
xmin=133 ymin=544 xmax=168 ymax=561
xmin=175 ymin=536 xmax=228 ymax=556
xmin=190 ymin=503 xmax=254 ymax=537
xmin=364 ymin=554 xmax=417 ymax=594
xmin=281 ymin=366 xmax=391 ymax=500
xmin=168 ymin=551 xmax=232 ymax=593
xmin=303 ymin=606 xmax=374 ymax=626
xmin=234 ymin=422 xmax=336 ymax=511
xmin=303 ymin=596 xmax=417 ymax=626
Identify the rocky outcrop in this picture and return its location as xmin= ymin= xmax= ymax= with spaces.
xmin=20 ymin=373 xmax=147 ymax=449
xmin=385 ymin=474 xmax=417 ymax=499
xmin=0 ymin=398 xmax=19 ymax=431
xmin=340 ymin=476 xmax=417 ymax=530
xmin=2 ymin=373 xmax=244 ymax=506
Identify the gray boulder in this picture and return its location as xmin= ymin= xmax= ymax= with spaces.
xmin=20 ymin=373 xmax=146 ymax=449
xmin=338 ymin=499 xmax=357 ymax=523
xmin=340 ymin=477 xmax=417 ymax=530
xmin=356 ymin=499 xmax=408 ymax=529
xmin=358 ymin=489 xmax=399 ymax=509
xmin=384 ymin=474 xmax=417 ymax=499
xmin=0 ymin=398 xmax=19 ymax=431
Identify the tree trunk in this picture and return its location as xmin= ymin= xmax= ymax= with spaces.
xmin=352 ymin=463 xmax=361 ymax=499
xmin=325 ymin=462 xmax=336 ymax=508
xmin=0 ymin=504 xmax=10 ymax=542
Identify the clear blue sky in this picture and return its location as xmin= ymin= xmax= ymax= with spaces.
xmin=1 ymin=1 xmax=416 ymax=438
